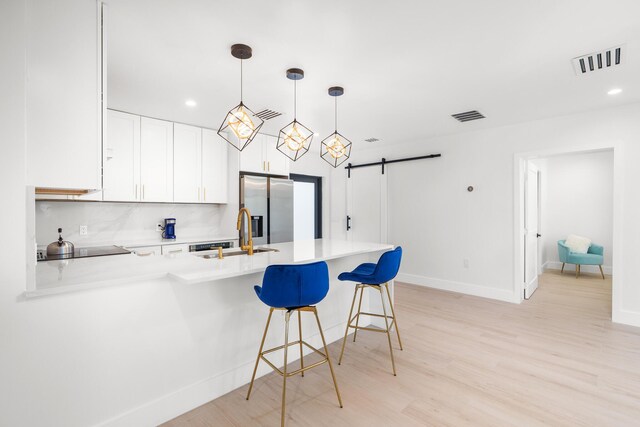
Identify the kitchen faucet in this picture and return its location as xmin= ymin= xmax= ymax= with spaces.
xmin=237 ymin=208 xmax=254 ymax=255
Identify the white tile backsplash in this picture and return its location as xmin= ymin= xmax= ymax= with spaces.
xmin=36 ymin=201 xmax=238 ymax=247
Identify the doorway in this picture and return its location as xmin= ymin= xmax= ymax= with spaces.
xmin=290 ymin=174 xmax=322 ymax=240
xmin=516 ymin=148 xmax=615 ymax=303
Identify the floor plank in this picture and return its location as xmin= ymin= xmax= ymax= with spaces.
xmin=162 ymin=271 xmax=640 ymax=426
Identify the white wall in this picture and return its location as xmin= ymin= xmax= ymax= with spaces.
xmin=345 ymin=102 xmax=640 ymax=326
xmin=538 ymin=151 xmax=614 ymax=271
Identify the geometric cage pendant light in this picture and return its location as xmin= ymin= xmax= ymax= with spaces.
xmin=217 ymin=44 xmax=264 ymax=151
xmin=320 ymin=86 xmax=352 ymax=168
xmin=276 ymin=68 xmax=314 ymax=161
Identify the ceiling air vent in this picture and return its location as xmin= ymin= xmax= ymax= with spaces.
xmin=451 ymin=110 xmax=485 ymax=123
xmin=253 ymin=109 xmax=282 ymax=120
xmin=364 ymin=137 xmax=379 ymax=143
xmin=572 ymin=45 xmax=624 ymax=75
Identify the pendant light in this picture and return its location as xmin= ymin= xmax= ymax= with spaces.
xmin=320 ymin=86 xmax=352 ymax=168
xmin=276 ymin=68 xmax=314 ymax=161
xmin=217 ymin=44 xmax=264 ymax=151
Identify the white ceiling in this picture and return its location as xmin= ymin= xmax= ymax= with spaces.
xmin=107 ymin=0 xmax=640 ymax=148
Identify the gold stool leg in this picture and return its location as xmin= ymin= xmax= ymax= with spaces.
xmin=561 ymin=263 xmax=565 ymax=274
xmin=599 ymin=265 xmax=605 ymax=280
xmin=379 ymin=287 xmax=397 ymax=376
xmin=352 ymin=285 xmax=365 ymax=342
xmin=313 ymin=307 xmax=343 ymax=408
xmin=246 ymin=308 xmax=274 ymax=400
xmin=576 ymin=264 xmax=580 ymax=278
xmin=384 ymin=282 xmax=403 ymax=351
xmin=338 ymin=284 xmax=359 ymax=365
xmin=281 ymin=311 xmax=291 ymax=427
xmin=298 ymin=310 xmax=304 ymax=377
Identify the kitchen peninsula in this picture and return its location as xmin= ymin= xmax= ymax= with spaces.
xmin=27 ymin=239 xmax=392 ymax=425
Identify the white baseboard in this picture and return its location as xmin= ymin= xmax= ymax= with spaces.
xmin=96 ymin=321 xmax=348 ymax=427
xmin=396 ymin=273 xmax=519 ymax=304
xmin=612 ymin=309 xmax=640 ymax=328
xmin=542 ymin=261 xmax=612 ymax=276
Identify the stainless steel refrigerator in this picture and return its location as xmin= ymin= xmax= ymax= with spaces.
xmin=240 ymin=175 xmax=294 ymax=244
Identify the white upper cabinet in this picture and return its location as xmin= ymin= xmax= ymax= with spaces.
xmin=140 ymin=117 xmax=174 ymax=202
xmin=239 ymin=134 xmax=290 ymax=176
xmin=173 ymin=124 xmax=203 ymax=203
xmin=238 ymin=134 xmax=265 ymax=174
xmin=264 ymin=134 xmax=290 ymax=176
xmin=26 ymin=0 xmax=102 ymax=190
xmin=103 ymin=111 xmax=140 ymax=202
xmin=202 ymin=129 xmax=228 ymax=204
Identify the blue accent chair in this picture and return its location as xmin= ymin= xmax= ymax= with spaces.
xmin=337 ymin=247 xmax=403 ymax=375
xmin=557 ymin=240 xmax=605 ymax=279
xmin=246 ymin=261 xmax=342 ymax=426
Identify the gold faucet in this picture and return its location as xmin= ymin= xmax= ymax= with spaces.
xmin=237 ymin=207 xmax=254 ymax=255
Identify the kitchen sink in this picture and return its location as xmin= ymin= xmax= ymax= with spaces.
xmin=197 ymin=248 xmax=279 ymax=259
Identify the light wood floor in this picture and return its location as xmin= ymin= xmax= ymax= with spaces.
xmin=163 ymin=271 xmax=640 ymax=426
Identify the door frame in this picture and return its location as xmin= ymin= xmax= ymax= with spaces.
xmin=523 ymin=161 xmax=540 ymax=299
xmin=513 ymin=145 xmax=620 ymax=314
xmin=290 ymin=173 xmax=322 ymax=238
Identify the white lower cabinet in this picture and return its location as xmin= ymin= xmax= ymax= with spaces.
xmin=173 ymin=124 xmax=203 ymax=203
xmin=128 ymin=245 xmax=162 ymax=256
xmin=140 ymin=117 xmax=174 ymax=202
xmin=161 ymin=244 xmax=190 ymax=255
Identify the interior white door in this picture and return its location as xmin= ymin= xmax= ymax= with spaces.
xmin=346 ymin=167 xmax=385 ymax=243
xmin=173 ymin=124 xmax=202 ymax=203
xmin=103 ymin=110 xmax=140 ymax=201
xmin=524 ymin=162 xmax=540 ymax=299
xmin=140 ymin=117 xmax=173 ymax=202
xmin=202 ymin=128 xmax=228 ymax=203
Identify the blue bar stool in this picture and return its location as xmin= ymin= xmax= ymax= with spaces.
xmin=337 ymin=247 xmax=403 ymax=375
xmin=246 ymin=261 xmax=343 ymax=427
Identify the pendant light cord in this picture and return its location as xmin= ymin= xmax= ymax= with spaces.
xmin=240 ymin=59 xmax=243 ymax=103
xmin=335 ymin=96 xmax=338 ymax=132
xmin=294 ymin=79 xmax=297 ymax=119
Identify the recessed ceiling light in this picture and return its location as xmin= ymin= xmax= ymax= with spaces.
xmin=185 ymin=99 xmax=197 ymax=107
xmin=607 ymin=88 xmax=622 ymax=95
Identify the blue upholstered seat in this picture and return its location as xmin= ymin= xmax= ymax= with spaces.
xmin=558 ymin=240 xmax=604 ymax=265
xmin=338 ymin=247 xmax=402 ymax=285
xmin=254 ymin=261 xmax=329 ymax=309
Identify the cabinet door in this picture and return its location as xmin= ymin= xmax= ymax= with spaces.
xmin=26 ymin=0 xmax=101 ymax=190
xmin=174 ymin=124 xmax=202 ymax=203
xmin=127 ymin=245 xmax=161 ymax=256
xmin=264 ymin=134 xmax=290 ymax=176
xmin=103 ymin=110 xmax=140 ymax=201
xmin=202 ymin=129 xmax=228 ymax=203
xmin=141 ymin=118 xmax=173 ymax=202
xmin=238 ymin=135 xmax=265 ymax=173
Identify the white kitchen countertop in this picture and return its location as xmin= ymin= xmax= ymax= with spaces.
xmin=28 ymin=239 xmax=394 ymax=298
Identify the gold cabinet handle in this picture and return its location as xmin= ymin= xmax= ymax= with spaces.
xmin=198 ymin=187 xmax=200 ymax=201
xmin=268 ymin=161 xmax=270 ymax=172
xmin=142 ymin=184 xmax=145 ymax=200
xmin=135 ymin=184 xmax=138 ymax=199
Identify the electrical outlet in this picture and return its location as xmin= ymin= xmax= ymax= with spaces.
xmin=463 ymin=258 xmax=469 ymax=268
xmin=156 ymin=223 xmax=164 ymax=232
xmin=79 ymin=225 xmax=88 ymax=236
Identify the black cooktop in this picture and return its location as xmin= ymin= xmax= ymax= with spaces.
xmin=38 ymin=245 xmax=131 ymax=262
